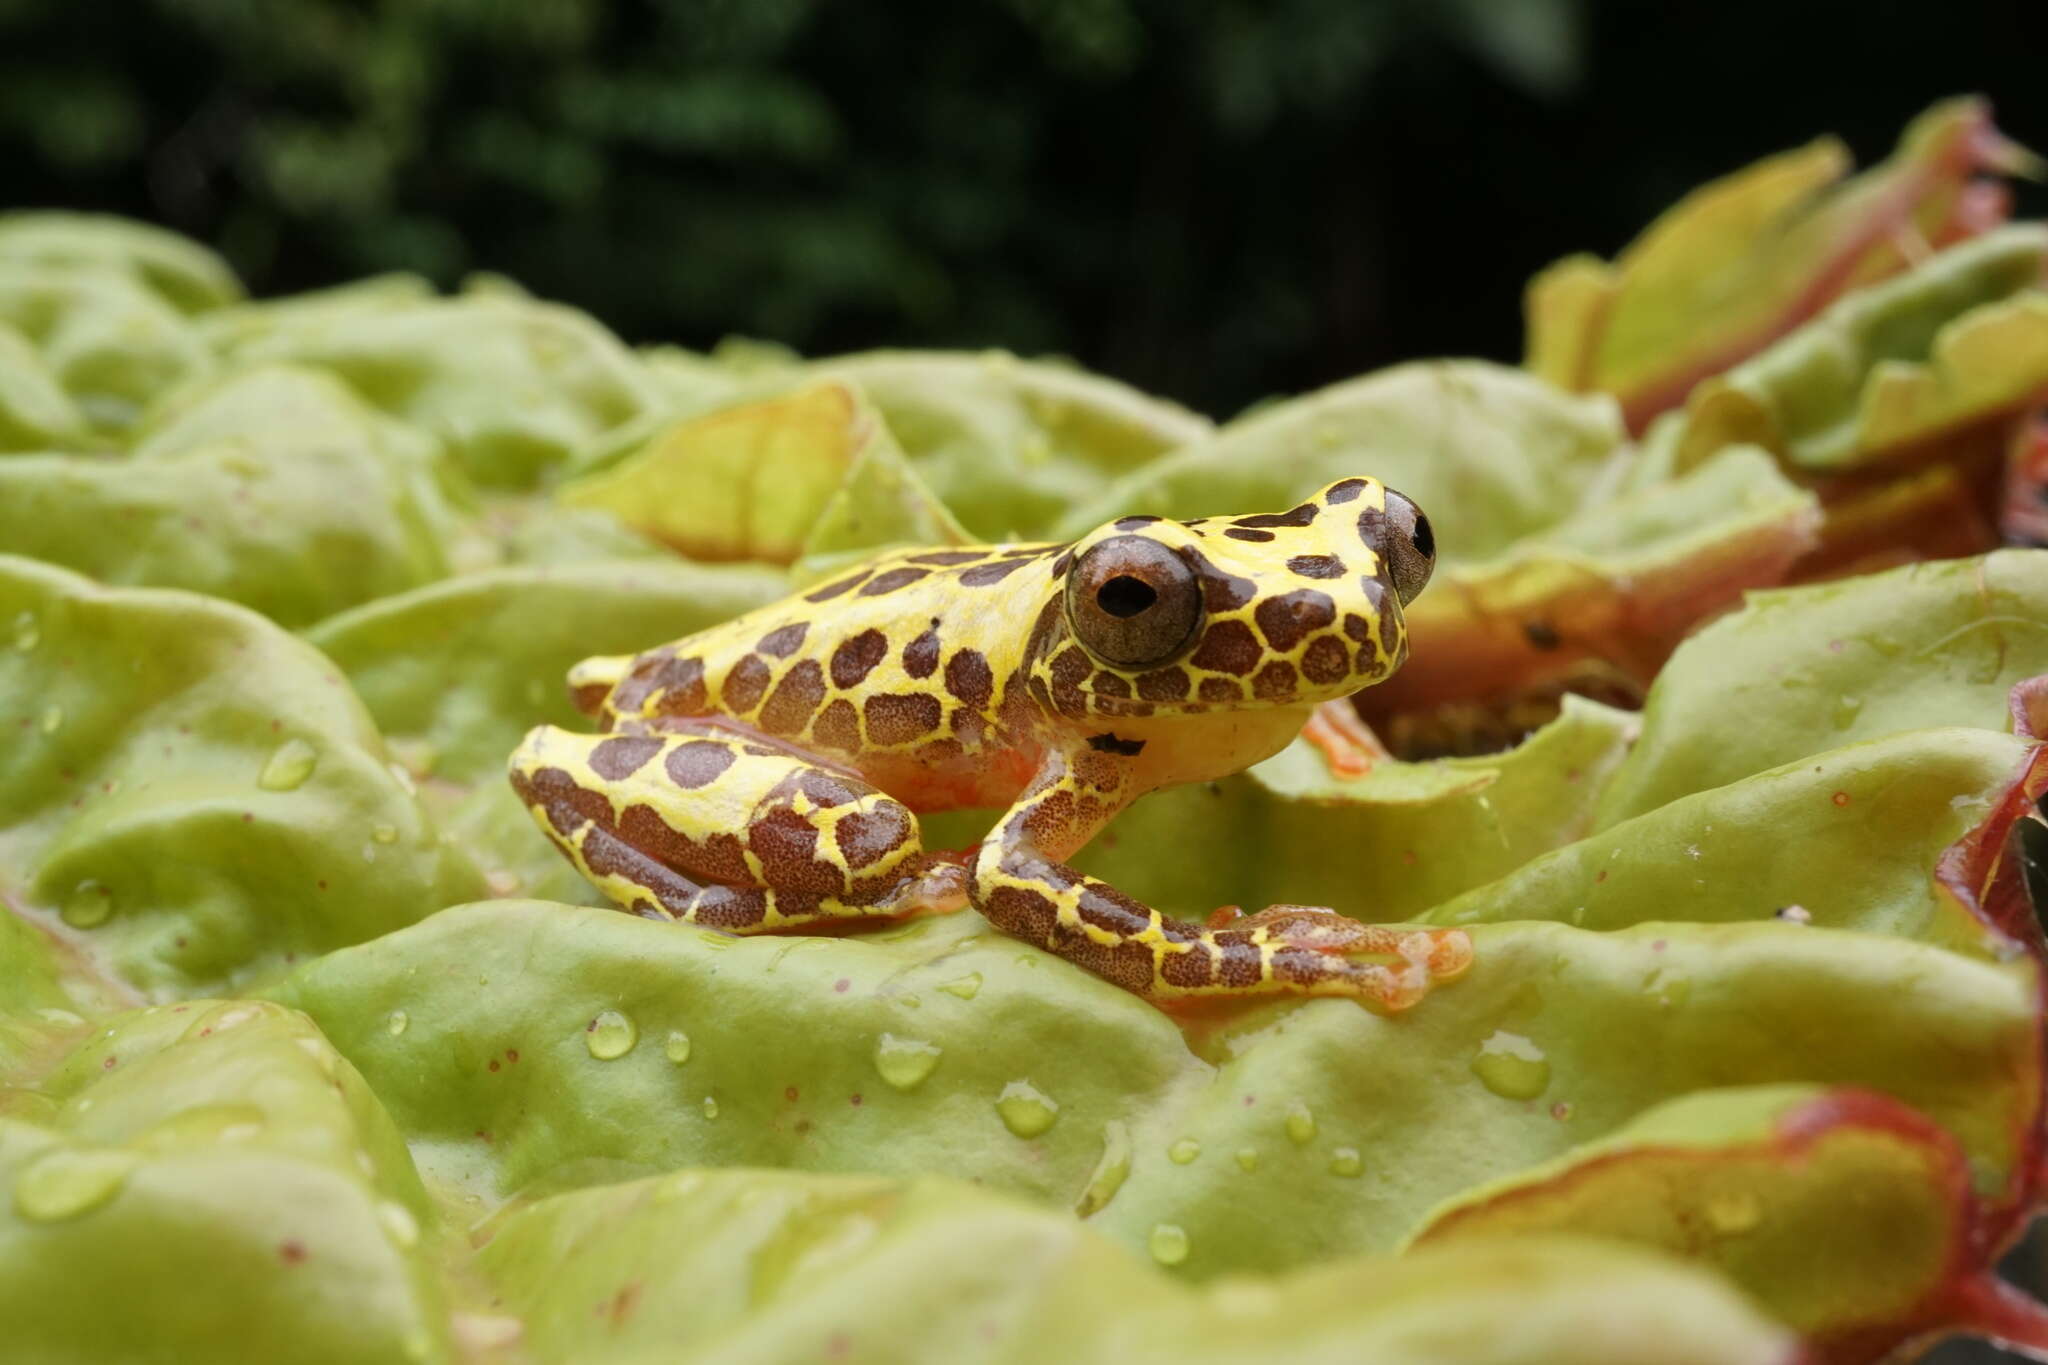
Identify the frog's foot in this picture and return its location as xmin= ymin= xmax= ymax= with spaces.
xmin=510 ymin=725 xmax=970 ymax=932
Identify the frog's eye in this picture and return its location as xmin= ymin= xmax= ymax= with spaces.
xmin=1066 ymin=534 xmax=1203 ymax=667
xmin=1381 ymin=487 xmax=1435 ymax=606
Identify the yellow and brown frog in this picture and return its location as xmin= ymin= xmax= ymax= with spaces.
xmin=510 ymin=477 xmax=1472 ymax=1010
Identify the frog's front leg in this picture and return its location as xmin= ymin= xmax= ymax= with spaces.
xmin=511 ymin=725 xmax=967 ymax=929
xmin=972 ymin=751 xmax=1472 ymax=1009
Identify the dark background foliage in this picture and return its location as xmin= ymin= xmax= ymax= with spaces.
xmin=5 ymin=0 xmax=2047 ymax=416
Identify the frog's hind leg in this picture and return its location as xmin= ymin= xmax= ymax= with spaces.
xmin=510 ymin=725 xmax=968 ymax=931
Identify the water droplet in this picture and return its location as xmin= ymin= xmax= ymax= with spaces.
xmin=1329 ymin=1147 xmax=1363 ymax=1178
xmin=873 ymin=1033 xmax=941 ymax=1090
xmin=259 ymin=738 xmax=318 ymax=791
xmin=995 ymin=1079 xmax=1059 ymax=1138
xmin=1148 ymin=1223 xmax=1190 ymax=1266
xmin=39 ymin=704 xmax=62 ymax=734
xmin=938 ymin=972 xmax=982 ymax=1000
xmin=60 ymin=880 xmax=113 ymax=929
xmin=378 ymin=1200 xmax=420 ymax=1248
xmin=1706 ymin=1190 xmax=1762 ymax=1235
xmin=13 ymin=1147 xmax=139 ymax=1221
xmin=664 ymin=1029 xmax=692 ymax=1064
xmin=1472 ymin=1030 xmax=1550 ymax=1099
xmin=1075 ymin=1120 xmax=1131 ymax=1216
xmin=1284 ymin=1101 xmax=1316 ymax=1145
xmin=585 ymin=1009 xmax=638 ymax=1060
xmin=372 ymin=824 xmax=399 ymax=844
xmin=1831 ymin=695 xmax=1864 ymax=729
xmin=701 ymin=1096 xmax=720 ymax=1119
xmin=1168 ymin=1138 xmax=1201 ymax=1165
xmin=13 ymin=610 xmax=39 ymax=651
xmin=1234 ymin=1147 xmax=1260 ymax=1173
xmin=386 ymin=1010 xmax=409 ymax=1036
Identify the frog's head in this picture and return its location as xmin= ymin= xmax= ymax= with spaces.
xmin=1036 ymin=477 xmax=1434 ymax=717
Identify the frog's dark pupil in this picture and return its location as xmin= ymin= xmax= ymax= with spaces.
xmin=1097 ymin=576 xmax=1156 ymax=618
xmin=1410 ymin=513 xmax=1435 ymax=560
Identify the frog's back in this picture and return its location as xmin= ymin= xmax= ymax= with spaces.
xmin=579 ymin=543 xmax=1064 ymax=808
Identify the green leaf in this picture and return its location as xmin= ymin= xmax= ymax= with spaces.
xmin=1429 ymin=727 xmax=2031 ymax=958
xmin=1055 ymin=360 xmax=1624 ymax=564
xmin=0 ymin=211 xmax=246 ymax=315
xmin=0 ymin=261 xmax=214 ymax=436
xmin=269 ymin=901 xmax=2038 ymax=1282
xmin=812 ymin=350 xmax=1212 ymax=543
xmin=0 ymin=1000 xmax=450 ymax=1364
xmin=0 ymin=321 xmax=93 ymax=452
xmin=559 ymin=380 xmax=968 ymax=567
xmin=1409 ymin=1085 xmax=1998 ymax=1350
xmin=0 ymin=366 xmax=466 ymax=627
xmin=1526 ymin=97 xmax=2043 ymax=431
xmin=1068 ymin=694 xmax=1640 ymax=923
xmin=479 ymin=1167 xmax=1790 ymax=1365
xmin=0 ymin=557 xmax=486 ymax=999
xmin=1597 ymin=550 xmax=2048 ymax=825
xmin=219 ymin=293 xmax=662 ymax=488
xmin=1671 ymin=225 xmax=2048 ymax=472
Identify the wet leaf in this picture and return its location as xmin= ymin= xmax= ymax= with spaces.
xmin=480 ymin=1167 xmax=1792 ymax=1365
xmin=0 ymin=557 xmax=486 ymax=999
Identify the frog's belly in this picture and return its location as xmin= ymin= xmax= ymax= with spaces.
xmin=853 ymin=740 xmax=1042 ymax=815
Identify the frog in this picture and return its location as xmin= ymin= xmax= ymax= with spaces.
xmin=509 ymin=476 xmax=1472 ymax=1010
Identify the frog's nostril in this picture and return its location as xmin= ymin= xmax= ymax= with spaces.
xmin=1097 ymin=576 xmax=1156 ymax=618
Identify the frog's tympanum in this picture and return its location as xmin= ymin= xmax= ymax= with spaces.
xmin=511 ymin=478 xmax=1472 ymax=1009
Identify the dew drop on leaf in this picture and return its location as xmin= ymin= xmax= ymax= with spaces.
xmin=1148 ymin=1223 xmax=1190 ymax=1266
xmin=1075 ymin=1120 xmax=1131 ymax=1217
xmin=259 ymin=738 xmax=318 ymax=791
xmin=938 ymin=972 xmax=982 ymax=1000
xmin=60 ymin=880 xmax=113 ymax=929
xmin=995 ymin=1079 xmax=1059 ymax=1137
xmin=586 ymin=1009 xmax=638 ymax=1060
xmin=664 ymin=1029 xmax=692 ymax=1064
xmin=1329 ymin=1147 xmax=1363 ymax=1178
xmin=1284 ymin=1101 xmax=1316 ymax=1145
xmin=1168 ymin=1138 xmax=1201 ymax=1165
xmin=378 ymin=1200 xmax=420 ymax=1248
xmin=701 ymin=1096 xmax=719 ymax=1119
xmin=1471 ymin=1030 xmax=1550 ymax=1099
xmin=873 ymin=1033 xmax=941 ymax=1090
xmin=386 ymin=1010 xmax=409 ymax=1036
xmin=13 ymin=1147 xmax=139 ymax=1222
xmin=1234 ymin=1147 xmax=1260 ymax=1173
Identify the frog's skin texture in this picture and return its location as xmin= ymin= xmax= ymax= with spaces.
xmin=511 ymin=477 xmax=1473 ymax=1009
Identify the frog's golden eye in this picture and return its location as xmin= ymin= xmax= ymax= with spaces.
xmin=1066 ymin=534 xmax=1203 ymax=668
xmin=1381 ymin=487 xmax=1435 ymax=606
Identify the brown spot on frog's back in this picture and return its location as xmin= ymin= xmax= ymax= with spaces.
xmin=722 ymin=655 xmax=772 ymax=712
xmin=813 ymin=698 xmax=861 ymax=752
xmin=864 ymin=693 xmax=942 ymax=746
xmin=588 ymin=735 xmax=664 ymax=781
xmin=1286 ymin=554 xmax=1346 ymax=580
xmin=614 ymin=654 xmax=707 ymax=716
xmin=831 ymin=630 xmax=889 ymax=689
xmin=757 ymin=623 xmax=808 ymax=657
xmin=666 ymin=741 xmax=736 ymax=789
xmin=1252 ymin=660 xmax=1299 ymax=701
xmin=902 ymin=627 xmax=942 ymax=679
xmin=858 ymin=566 xmax=929 ymax=597
xmin=1136 ymin=665 xmax=1191 ymax=703
xmin=759 ymin=660 xmax=827 ymax=735
xmin=944 ymin=649 xmax=995 ymax=709
xmin=959 ymin=558 xmax=1033 ymax=588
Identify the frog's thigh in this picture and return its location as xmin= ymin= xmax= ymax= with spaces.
xmin=511 ymin=726 xmax=948 ymax=931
